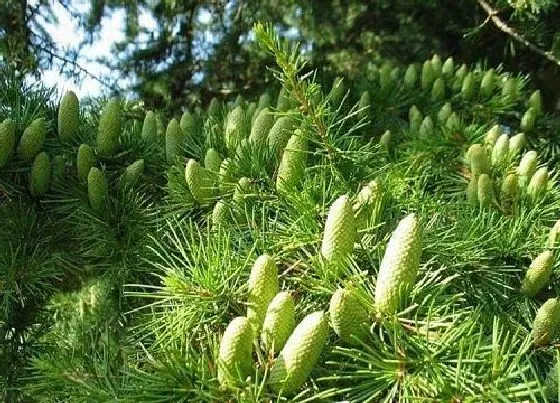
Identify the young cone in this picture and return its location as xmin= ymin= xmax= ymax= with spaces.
xmin=268 ymin=116 xmax=296 ymax=160
xmin=261 ymin=292 xmax=296 ymax=354
xmin=520 ymin=107 xmax=537 ymax=132
xmin=442 ymin=57 xmax=454 ymax=78
xmin=58 ymin=90 xmax=80 ymax=141
xmin=246 ymin=254 xmax=279 ymax=335
xmin=329 ymin=289 xmax=369 ymax=344
xmin=357 ymin=91 xmax=371 ymax=121
xmin=0 ymin=118 xmax=16 ymax=168
xmin=480 ymin=69 xmax=495 ymax=97
xmin=141 ymin=111 xmax=157 ymax=143
xmin=521 ymin=250 xmax=555 ymax=297
xmin=502 ymin=77 xmax=518 ymax=101
xmin=77 ymin=144 xmax=96 ymax=184
xmin=96 ymin=97 xmax=121 ymax=156
xmin=185 ymin=159 xmax=214 ymax=203
xmin=469 ymin=144 xmax=490 ymax=176
xmin=500 ymin=173 xmax=518 ymax=208
xmin=528 ymin=90 xmax=542 ymax=116
xmin=509 ymin=133 xmax=525 ymax=157
xmin=353 ymin=180 xmax=382 ymax=232
xmin=431 ymin=78 xmax=445 ymax=101
xmin=477 ymin=174 xmax=494 ymax=207
xmin=88 ymin=167 xmax=109 ymax=213
xmin=547 ymin=219 xmax=560 ymax=248
xmin=321 ymin=195 xmax=356 ymax=265
xmin=268 ymin=311 xmax=329 ymax=394
xmin=276 ymin=132 xmax=307 ymax=193
xmin=380 ymin=130 xmax=392 ymax=154
xmin=121 ymin=159 xmax=144 ymax=186
xmin=249 ymin=107 xmax=275 ymax=148
xmin=491 ymin=134 xmax=509 ymax=166
xmin=165 ymin=118 xmax=182 ymax=163
xmin=461 ymin=72 xmax=476 ymax=100
xmin=29 ymin=152 xmax=51 ymax=196
xmin=17 ymin=117 xmax=46 ymax=163
xmin=217 ymin=317 xmax=253 ymax=387
xmin=421 ymin=60 xmax=435 ymax=89
xmin=204 ymin=148 xmax=222 ymax=173
xmin=467 ymin=176 xmax=478 ymax=205
xmin=527 ymin=167 xmax=548 ymax=201
xmin=404 ymin=64 xmax=417 ymax=87
xmin=484 ymin=125 xmax=501 ymax=148
xmin=517 ymin=151 xmax=538 ymax=187
xmin=533 ymin=298 xmax=560 ymax=346
xmin=375 ymin=213 xmax=422 ymax=314
xmin=211 ymin=200 xmax=231 ymax=227
xmin=438 ymin=102 xmax=452 ymax=123
xmin=225 ymin=106 xmax=247 ymax=152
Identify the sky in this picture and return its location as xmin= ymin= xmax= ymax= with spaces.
xmin=40 ymin=1 xmax=155 ymax=99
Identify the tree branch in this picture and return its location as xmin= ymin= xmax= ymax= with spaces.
xmin=476 ymin=0 xmax=560 ymax=67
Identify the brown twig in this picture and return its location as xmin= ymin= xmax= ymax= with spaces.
xmin=476 ymin=0 xmax=560 ymax=67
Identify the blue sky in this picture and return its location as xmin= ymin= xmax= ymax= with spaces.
xmin=40 ymin=1 xmax=155 ymax=98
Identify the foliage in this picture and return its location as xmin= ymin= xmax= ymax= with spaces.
xmin=3 ymin=21 xmax=560 ymax=403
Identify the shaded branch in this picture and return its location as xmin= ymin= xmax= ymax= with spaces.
xmin=476 ymin=0 xmax=560 ymax=67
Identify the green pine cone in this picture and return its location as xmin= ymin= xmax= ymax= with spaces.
xmin=445 ymin=112 xmax=461 ymax=131
xmin=509 ymin=133 xmax=526 ymax=157
xmin=330 ymin=77 xmax=345 ymax=106
xmin=461 ymin=72 xmax=476 ymax=100
xmin=96 ymin=97 xmax=121 ymax=156
xmin=204 ymin=148 xmax=222 ymax=173
xmin=521 ymin=250 xmax=555 ymax=297
xmin=527 ymin=167 xmax=548 ymax=201
xmin=211 ymin=200 xmax=231 ymax=227
xmin=261 ymin=292 xmax=296 ymax=354
xmin=276 ymin=132 xmax=307 ymax=193
xmin=480 ymin=69 xmax=495 ymax=98
xmin=122 ymin=159 xmax=144 ymax=186
xmin=329 ymin=289 xmax=369 ymax=344
xmin=409 ymin=106 xmax=422 ymax=133
xmin=431 ymin=78 xmax=445 ymax=101
xmin=548 ymin=219 xmax=560 ymax=248
xmin=29 ymin=152 xmax=51 ymax=196
xmin=249 ymin=107 xmax=275 ymax=148
xmin=77 ymin=144 xmax=96 ymax=184
xmin=437 ymin=103 xmax=452 ymax=123
xmin=467 ymin=176 xmax=478 ymax=205
xmin=419 ymin=116 xmax=434 ymax=138
xmin=185 ymin=159 xmax=214 ymax=203
xmin=276 ymin=87 xmax=292 ymax=112
xmin=357 ymin=91 xmax=371 ymax=121
xmin=208 ymin=97 xmax=222 ymax=118
xmin=520 ymin=107 xmax=537 ymax=132
xmin=431 ymin=54 xmax=442 ymax=77
xmin=452 ymin=64 xmax=468 ymax=92
xmin=502 ymin=78 xmax=518 ymax=101
xmin=268 ymin=116 xmax=296 ymax=160
xmin=421 ymin=60 xmax=435 ymax=90
xmin=380 ymin=130 xmax=392 ymax=153
xmin=374 ymin=213 xmax=422 ymax=315
xmin=517 ymin=151 xmax=538 ymax=187
xmin=247 ymin=254 xmax=279 ymax=335
xmin=500 ymin=173 xmax=518 ymax=208
xmin=225 ymin=106 xmax=247 ymax=152
xmin=0 ymin=118 xmax=16 ymax=168
xmin=321 ymin=195 xmax=356 ymax=265
xmin=404 ymin=64 xmax=417 ymax=87
xmin=258 ymin=93 xmax=272 ymax=110
xmin=477 ymin=174 xmax=494 ymax=207
xmin=268 ymin=311 xmax=329 ymax=395
xmin=353 ymin=180 xmax=382 ymax=232
xmin=141 ymin=111 xmax=157 ymax=143
xmin=469 ymin=144 xmax=490 ymax=176
xmin=379 ymin=64 xmax=392 ymax=90
xmin=58 ymin=90 xmax=80 ymax=141
xmin=17 ymin=117 xmax=46 ymax=163
xmin=533 ymin=298 xmax=560 ymax=346
xmin=528 ymin=90 xmax=542 ymax=117
xmin=165 ymin=118 xmax=182 ymax=163
xmin=88 ymin=167 xmax=109 ymax=212
xmin=484 ymin=125 xmax=501 ymax=148
xmin=233 ymin=177 xmax=254 ymax=211
xmin=442 ymin=57 xmax=454 ymax=78
xmin=217 ymin=316 xmax=254 ymax=387
xmin=491 ymin=134 xmax=509 ymax=166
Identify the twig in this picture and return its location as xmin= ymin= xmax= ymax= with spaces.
xmin=34 ymin=43 xmax=118 ymax=91
xmin=476 ymin=0 xmax=560 ymax=67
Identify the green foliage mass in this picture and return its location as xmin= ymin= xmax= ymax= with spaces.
xmin=4 ymin=22 xmax=560 ymax=402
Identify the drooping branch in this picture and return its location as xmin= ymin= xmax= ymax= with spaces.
xmin=476 ymin=0 xmax=560 ymax=67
